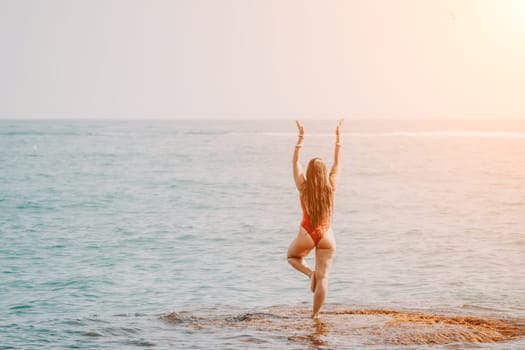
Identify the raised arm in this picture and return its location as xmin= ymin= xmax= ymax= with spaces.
xmin=329 ymin=119 xmax=344 ymax=191
xmin=293 ymin=120 xmax=306 ymax=191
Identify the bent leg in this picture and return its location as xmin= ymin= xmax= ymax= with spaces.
xmin=312 ymin=247 xmax=335 ymax=317
xmin=287 ymin=228 xmax=315 ymax=277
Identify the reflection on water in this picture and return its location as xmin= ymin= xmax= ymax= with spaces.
xmin=311 ymin=318 xmax=329 ymax=347
xmin=287 ymin=318 xmax=330 ymax=348
xmin=161 ymin=305 xmax=525 ymax=347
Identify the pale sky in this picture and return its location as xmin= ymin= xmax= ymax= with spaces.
xmin=0 ymin=0 xmax=524 ymax=119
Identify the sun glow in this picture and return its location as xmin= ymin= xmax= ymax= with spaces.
xmin=504 ymin=0 xmax=525 ymax=33
xmin=481 ymin=0 xmax=525 ymax=41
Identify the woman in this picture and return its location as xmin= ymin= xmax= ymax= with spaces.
xmin=287 ymin=119 xmax=343 ymax=318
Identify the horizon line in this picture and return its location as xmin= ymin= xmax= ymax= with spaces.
xmin=1 ymin=117 xmax=524 ymax=122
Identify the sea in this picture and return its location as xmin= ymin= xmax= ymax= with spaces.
xmin=1 ymin=119 xmax=524 ymax=349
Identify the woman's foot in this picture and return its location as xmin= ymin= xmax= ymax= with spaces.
xmin=311 ymin=312 xmax=319 ymax=319
xmin=310 ymin=270 xmax=317 ymax=293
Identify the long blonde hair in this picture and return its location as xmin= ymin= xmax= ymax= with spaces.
xmin=301 ymin=158 xmax=334 ymax=228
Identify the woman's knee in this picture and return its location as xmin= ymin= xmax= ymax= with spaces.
xmin=287 ymin=250 xmax=296 ymax=260
xmin=287 ymin=256 xmax=301 ymax=264
xmin=315 ymin=269 xmax=329 ymax=281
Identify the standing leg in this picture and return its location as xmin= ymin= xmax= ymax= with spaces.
xmin=312 ymin=247 xmax=335 ymax=318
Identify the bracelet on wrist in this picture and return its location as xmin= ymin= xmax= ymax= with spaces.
xmin=336 ymin=143 xmax=342 ymax=147
xmin=295 ymin=144 xmax=303 ymax=148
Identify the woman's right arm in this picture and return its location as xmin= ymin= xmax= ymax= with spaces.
xmin=329 ymin=119 xmax=344 ymax=191
xmin=293 ymin=120 xmax=306 ymax=191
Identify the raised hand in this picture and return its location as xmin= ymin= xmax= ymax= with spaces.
xmin=335 ymin=118 xmax=345 ymax=146
xmin=295 ymin=120 xmax=304 ymax=138
xmin=335 ymin=118 xmax=344 ymax=138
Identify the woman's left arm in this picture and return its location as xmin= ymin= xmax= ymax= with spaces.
xmin=330 ymin=119 xmax=344 ymax=191
xmin=293 ymin=120 xmax=306 ymax=191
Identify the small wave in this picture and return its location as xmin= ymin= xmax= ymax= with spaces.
xmin=98 ymin=326 xmax=141 ymax=336
xmin=9 ymin=304 xmax=32 ymax=310
xmin=226 ymin=312 xmax=286 ymax=322
xmin=83 ymin=331 xmax=101 ymax=337
xmin=461 ymin=304 xmax=506 ymax=312
xmin=120 ymin=339 xmax=156 ymax=347
xmin=15 ymin=202 xmax=43 ymax=210
xmin=0 ymin=131 xmax=92 ymax=136
xmin=513 ymin=239 xmax=525 ymax=246
xmin=99 ymin=132 xmax=137 ymax=136
xmin=260 ymin=131 xmax=525 ymax=138
xmin=183 ymin=130 xmax=232 ymax=135
xmin=221 ymin=334 xmax=269 ymax=344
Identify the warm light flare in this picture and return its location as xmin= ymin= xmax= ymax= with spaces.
xmin=481 ymin=0 xmax=525 ymax=39
xmin=504 ymin=0 xmax=525 ymax=33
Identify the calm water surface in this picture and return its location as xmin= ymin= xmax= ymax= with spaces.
xmin=1 ymin=120 xmax=524 ymax=349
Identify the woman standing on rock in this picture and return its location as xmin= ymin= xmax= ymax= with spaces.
xmin=287 ymin=119 xmax=343 ymax=318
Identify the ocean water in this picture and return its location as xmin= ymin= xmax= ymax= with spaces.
xmin=1 ymin=119 xmax=524 ymax=349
